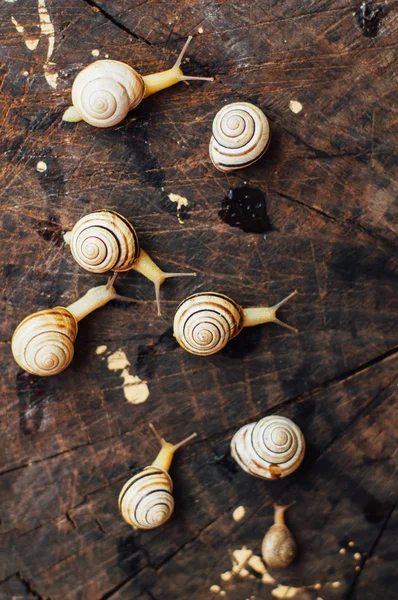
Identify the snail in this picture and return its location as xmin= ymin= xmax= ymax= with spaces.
xmin=118 ymin=423 xmax=197 ymax=530
xmin=66 ymin=209 xmax=196 ymax=316
xmin=230 ymin=415 xmax=305 ymax=480
xmin=63 ymin=36 xmax=213 ymax=127
xmin=262 ymin=504 xmax=297 ymax=568
xmin=173 ymin=290 xmax=297 ymax=356
xmin=209 ymin=102 xmax=270 ymax=172
xmin=11 ymin=275 xmax=134 ymax=376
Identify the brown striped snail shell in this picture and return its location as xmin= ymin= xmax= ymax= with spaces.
xmin=173 ymin=292 xmax=244 ymax=356
xmin=119 ymin=424 xmax=197 ymax=530
xmin=11 ymin=278 xmax=136 ymax=377
xmin=230 ymin=416 xmax=305 ymax=480
xmin=173 ymin=291 xmax=298 ymax=356
xmin=262 ymin=504 xmax=297 ymax=568
xmin=119 ymin=467 xmax=174 ymax=530
xmin=12 ymin=307 xmax=77 ymax=377
xmin=68 ymin=209 xmax=196 ymax=316
xmin=209 ymin=102 xmax=270 ymax=172
xmin=70 ymin=210 xmax=140 ymax=274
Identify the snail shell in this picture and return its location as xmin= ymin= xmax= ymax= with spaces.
xmin=71 ymin=60 xmax=145 ymax=127
xmin=118 ymin=466 xmax=174 ymax=530
xmin=230 ymin=416 xmax=305 ymax=480
xmin=262 ymin=517 xmax=297 ymax=568
xmin=173 ymin=293 xmax=244 ymax=356
xmin=209 ymin=102 xmax=270 ymax=172
xmin=11 ymin=308 xmax=77 ymax=376
xmin=70 ymin=210 xmax=140 ymax=273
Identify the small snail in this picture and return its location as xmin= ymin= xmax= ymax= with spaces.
xmin=12 ymin=275 xmax=134 ymax=376
xmin=173 ymin=290 xmax=297 ymax=356
xmin=63 ymin=36 xmax=213 ymax=127
xmin=66 ymin=209 xmax=196 ymax=315
xmin=209 ymin=102 xmax=270 ymax=172
xmin=119 ymin=423 xmax=197 ymax=530
xmin=230 ymin=415 xmax=305 ymax=480
xmin=262 ymin=504 xmax=297 ymax=568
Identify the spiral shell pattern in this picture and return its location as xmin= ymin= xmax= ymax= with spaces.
xmin=262 ymin=524 xmax=297 ymax=568
xmin=70 ymin=210 xmax=139 ymax=273
xmin=118 ymin=467 xmax=174 ymax=530
xmin=173 ymin=293 xmax=244 ymax=356
xmin=209 ymin=102 xmax=270 ymax=172
xmin=231 ymin=416 xmax=305 ymax=480
xmin=12 ymin=308 xmax=78 ymax=376
xmin=72 ymin=60 xmax=145 ymax=127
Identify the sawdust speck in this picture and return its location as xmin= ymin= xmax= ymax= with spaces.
xmin=232 ymin=505 xmax=246 ymax=521
xmin=107 ymin=349 xmax=149 ymax=404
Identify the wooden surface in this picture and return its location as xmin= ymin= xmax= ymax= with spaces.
xmin=0 ymin=1 xmax=397 ymax=599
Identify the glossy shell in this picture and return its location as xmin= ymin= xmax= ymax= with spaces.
xmin=71 ymin=60 xmax=145 ymax=127
xmin=262 ymin=524 xmax=297 ymax=568
xmin=173 ymin=292 xmax=244 ymax=356
xmin=70 ymin=210 xmax=140 ymax=273
xmin=12 ymin=308 xmax=78 ymax=376
xmin=118 ymin=467 xmax=174 ymax=530
xmin=209 ymin=102 xmax=270 ymax=172
xmin=230 ymin=415 xmax=305 ymax=479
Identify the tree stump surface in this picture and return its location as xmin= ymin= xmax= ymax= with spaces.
xmin=0 ymin=1 xmax=397 ymax=599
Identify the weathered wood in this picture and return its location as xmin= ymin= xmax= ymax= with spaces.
xmin=0 ymin=0 xmax=397 ymax=599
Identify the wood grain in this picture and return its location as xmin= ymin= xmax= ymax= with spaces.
xmin=0 ymin=0 xmax=397 ymax=599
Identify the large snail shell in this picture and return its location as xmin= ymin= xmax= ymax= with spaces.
xmin=262 ymin=523 xmax=297 ymax=568
xmin=72 ymin=60 xmax=145 ymax=127
xmin=173 ymin=293 xmax=244 ymax=356
xmin=118 ymin=467 xmax=174 ymax=530
xmin=12 ymin=308 xmax=78 ymax=376
xmin=70 ymin=210 xmax=139 ymax=273
xmin=209 ymin=102 xmax=270 ymax=172
xmin=230 ymin=416 xmax=305 ymax=479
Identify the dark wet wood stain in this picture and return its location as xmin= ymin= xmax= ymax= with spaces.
xmin=218 ymin=186 xmax=272 ymax=233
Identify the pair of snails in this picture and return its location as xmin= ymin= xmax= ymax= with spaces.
xmin=12 ymin=209 xmax=297 ymax=377
xmin=231 ymin=415 xmax=305 ymax=568
xmin=63 ymin=37 xmax=271 ymax=172
xmin=118 ymin=416 xmax=300 ymax=572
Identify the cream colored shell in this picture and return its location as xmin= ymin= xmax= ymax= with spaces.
xmin=70 ymin=210 xmax=140 ymax=273
xmin=12 ymin=308 xmax=77 ymax=376
xmin=173 ymin=292 xmax=244 ymax=356
xmin=71 ymin=60 xmax=145 ymax=127
xmin=118 ymin=466 xmax=174 ymax=530
xmin=262 ymin=523 xmax=297 ymax=568
xmin=209 ymin=102 xmax=270 ymax=172
xmin=230 ymin=415 xmax=305 ymax=479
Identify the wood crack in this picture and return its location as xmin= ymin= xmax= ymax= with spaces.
xmin=81 ymin=0 xmax=153 ymax=46
xmin=345 ymin=501 xmax=397 ymax=599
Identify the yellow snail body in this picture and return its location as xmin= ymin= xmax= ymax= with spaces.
xmin=63 ymin=36 xmax=213 ymax=127
xmin=230 ymin=415 xmax=305 ymax=480
xmin=209 ymin=102 xmax=270 ymax=172
xmin=11 ymin=276 xmax=135 ymax=376
xmin=66 ymin=209 xmax=196 ymax=316
xmin=119 ymin=424 xmax=197 ymax=530
xmin=173 ymin=290 xmax=297 ymax=356
xmin=262 ymin=504 xmax=297 ymax=568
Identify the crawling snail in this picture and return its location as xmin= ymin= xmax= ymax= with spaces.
xmin=119 ymin=423 xmax=197 ymax=530
xmin=209 ymin=102 xmax=270 ymax=172
xmin=65 ymin=209 xmax=196 ymax=315
xmin=262 ymin=504 xmax=297 ymax=568
xmin=12 ymin=275 xmax=134 ymax=376
xmin=63 ymin=36 xmax=213 ymax=127
xmin=230 ymin=415 xmax=305 ymax=480
xmin=173 ymin=290 xmax=297 ymax=356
